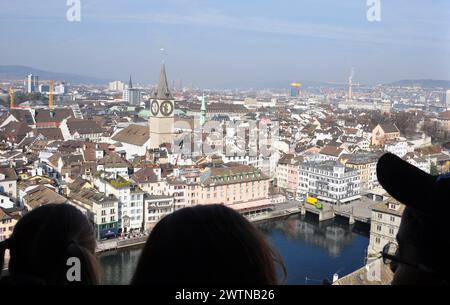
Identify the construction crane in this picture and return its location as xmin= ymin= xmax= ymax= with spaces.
xmin=8 ymin=88 xmax=14 ymax=110
xmin=8 ymin=80 xmax=57 ymax=112
xmin=35 ymin=79 xmax=56 ymax=117
xmin=49 ymin=80 xmax=54 ymax=117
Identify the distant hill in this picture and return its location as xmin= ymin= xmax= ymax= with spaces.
xmin=0 ymin=65 xmax=111 ymax=85
xmin=386 ymin=79 xmax=450 ymax=89
xmin=215 ymin=79 xmax=340 ymax=90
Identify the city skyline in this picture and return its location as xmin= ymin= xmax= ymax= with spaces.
xmin=0 ymin=0 xmax=449 ymax=88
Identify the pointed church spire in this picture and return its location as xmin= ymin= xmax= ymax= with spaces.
xmin=155 ymin=63 xmax=172 ymax=100
xmin=200 ymin=93 xmax=207 ymax=127
xmin=201 ymin=93 xmax=207 ymax=111
xmin=129 ymin=75 xmax=133 ymax=89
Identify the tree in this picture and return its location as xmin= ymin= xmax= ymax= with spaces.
xmin=392 ymin=111 xmax=420 ymax=136
xmin=430 ymin=162 xmax=439 ymax=176
xmin=13 ymin=91 xmax=47 ymax=105
xmin=422 ymin=120 xmax=439 ymax=140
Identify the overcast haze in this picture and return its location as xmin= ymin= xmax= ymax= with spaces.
xmin=0 ymin=0 xmax=449 ymax=88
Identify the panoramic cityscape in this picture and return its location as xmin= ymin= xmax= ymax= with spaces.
xmin=0 ymin=0 xmax=450 ymax=289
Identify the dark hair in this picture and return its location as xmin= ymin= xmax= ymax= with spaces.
xmin=0 ymin=204 xmax=100 ymax=285
xmin=131 ymin=204 xmax=286 ymax=285
xmin=397 ymin=206 xmax=450 ymax=282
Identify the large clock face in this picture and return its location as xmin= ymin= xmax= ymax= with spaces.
xmin=151 ymin=100 xmax=159 ymax=116
xmin=160 ymin=101 xmax=174 ymax=116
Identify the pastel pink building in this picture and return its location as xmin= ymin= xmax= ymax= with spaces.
xmin=186 ymin=164 xmax=272 ymax=215
xmin=276 ymin=154 xmax=302 ymax=197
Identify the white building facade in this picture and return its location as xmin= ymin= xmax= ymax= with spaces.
xmin=298 ymin=161 xmax=361 ymax=204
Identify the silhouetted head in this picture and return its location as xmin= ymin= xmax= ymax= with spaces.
xmin=131 ymin=204 xmax=286 ymax=285
xmin=0 ymin=204 xmax=100 ymax=285
xmin=377 ymin=153 xmax=450 ymax=285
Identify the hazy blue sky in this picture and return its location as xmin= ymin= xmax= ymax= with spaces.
xmin=1 ymin=0 xmax=449 ymax=88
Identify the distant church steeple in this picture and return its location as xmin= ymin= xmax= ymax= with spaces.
xmin=149 ymin=62 xmax=175 ymax=149
xmin=155 ymin=63 xmax=172 ymax=100
xmin=128 ymin=75 xmax=133 ymax=89
xmin=200 ymin=93 xmax=207 ymax=127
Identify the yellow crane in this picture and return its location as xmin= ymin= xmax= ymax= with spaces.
xmin=8 ymin=80 xmax=56 ymax=113
xmin=8 ymin=88 xmax=14 ymax=109
xmin=49 ymin=80 xmax=54 ymax=117
xmin=36 ymin=79 xmax=56 ymax=116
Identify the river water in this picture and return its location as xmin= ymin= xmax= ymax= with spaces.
xmin=98 ymin=213 xmax=369 ymax=285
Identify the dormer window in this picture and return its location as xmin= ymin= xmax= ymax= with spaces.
xmin=388 ymin=203 xmax=398 ymax=210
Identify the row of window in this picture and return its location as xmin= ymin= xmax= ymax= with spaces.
xmin=123 ymin=209 xmax=142 ymax=215
xmin=148 ymin=208 xmax=172 ymax=214
xmin=118 ymin=194 xmax=143 ymax=201
xmin=122 ymin=202 xmax=141 ymax=208
xmin=101 ymin=209 xmax=115 ymax=216
xmin=101 ymin=216 xmax=116 ymax=223
xmin=375 ymin=224 xmax=395 ymax=235
xmin=0 ymin=226 xmax=14 ymax=232
xmin=300 ymin=174 xmax=359 ymax=184
xmin=299 ymin=182 xmax=359 ymax=191
xmin=377 ymin=213 xmax=397 ymax=223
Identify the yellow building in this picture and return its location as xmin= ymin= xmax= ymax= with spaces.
xmin=0 ymin=208 xmax=18 ymax=242
xmin=340 ymin=153 xmax=380 ymax=191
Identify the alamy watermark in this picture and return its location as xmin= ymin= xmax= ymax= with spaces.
xmin=172 ymin=119 xmax=280 ymax=158
xmin=66 ymin=0 xmax=81 ymax=22
xmin=367 ymin=0 xmax=381 ymax=22
xmin=66 ymin=257 xmax=81 ymax=282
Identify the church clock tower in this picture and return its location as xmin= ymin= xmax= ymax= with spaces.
xmin=149 ymin=63 xmax=175 ymax=148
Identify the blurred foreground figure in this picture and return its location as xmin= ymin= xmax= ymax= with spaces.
xmin=131 ymin=204 xmax=286 ymax=285
xmin=377 ymin=153 xmax=450 ymax=285
xmin=0 ymin=204 xmax=100 ymax=285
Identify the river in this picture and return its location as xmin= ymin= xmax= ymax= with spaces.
xmin=98 ymin=213 xmax=370 ymax=285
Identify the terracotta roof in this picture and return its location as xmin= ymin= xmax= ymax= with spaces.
xmin=342 ymin=127 xmax=358 ymax=135
xmin=0 ymin=121 xmax=31 ymax=143
xmin=415 ymin=145 xmax=442 ymax=156
xmin=179 ymin=101 xmax=249 ymax=114
xmin=57 ymin=140 xmax=86 ymax=154
xmin=66 ymin=118 xmax=103 ymax=135
xmin=438 ymin=111 xmax=450 ymax=120
xmin=70 ymin=189 xmax=117 ymax=208
xmin=24 ymin=186 xmax=67 ymax=209
xmin=35 ymin=108 xmax=74 ymax=123
xmin=0 ymin=167 xmax=18 ymax=181
xmin=372 ymin=198 xmax=405 ymax=217
xmin=0 ymin=112 xmax=9 ymax=126
xmin=61 ymin=154 xmax=84 ymax=166
xmin=201 ymin=164 xmax=268 ymax=186
xmin=34 ymin=128 xmax=64 ymax=140
xmin=278 ymin=154 xmax=295 ymax=165
xmin=131 ymin=167 xmax=159 ymax=184
xmin=112 ymin=124 xmax=150 ymax=146
xmin=379 ymin=123 xmax=399 ymax=134
xmin=9 ymin=109 xmax=35 ymax=125
xmin=0 ymin=207 xmax=14 ymax=221
xmin=82 ymin=147 xmax=96 ymax=162
xmin=320 ymin=145 xmax=344 ymax=157
xmin=68 ymin=177 xmax=91 ymax=192
xmin=333 ymin=258 xmax=394 ymax=285
xmin=98 ymin=152 xmax=130 ymax=168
